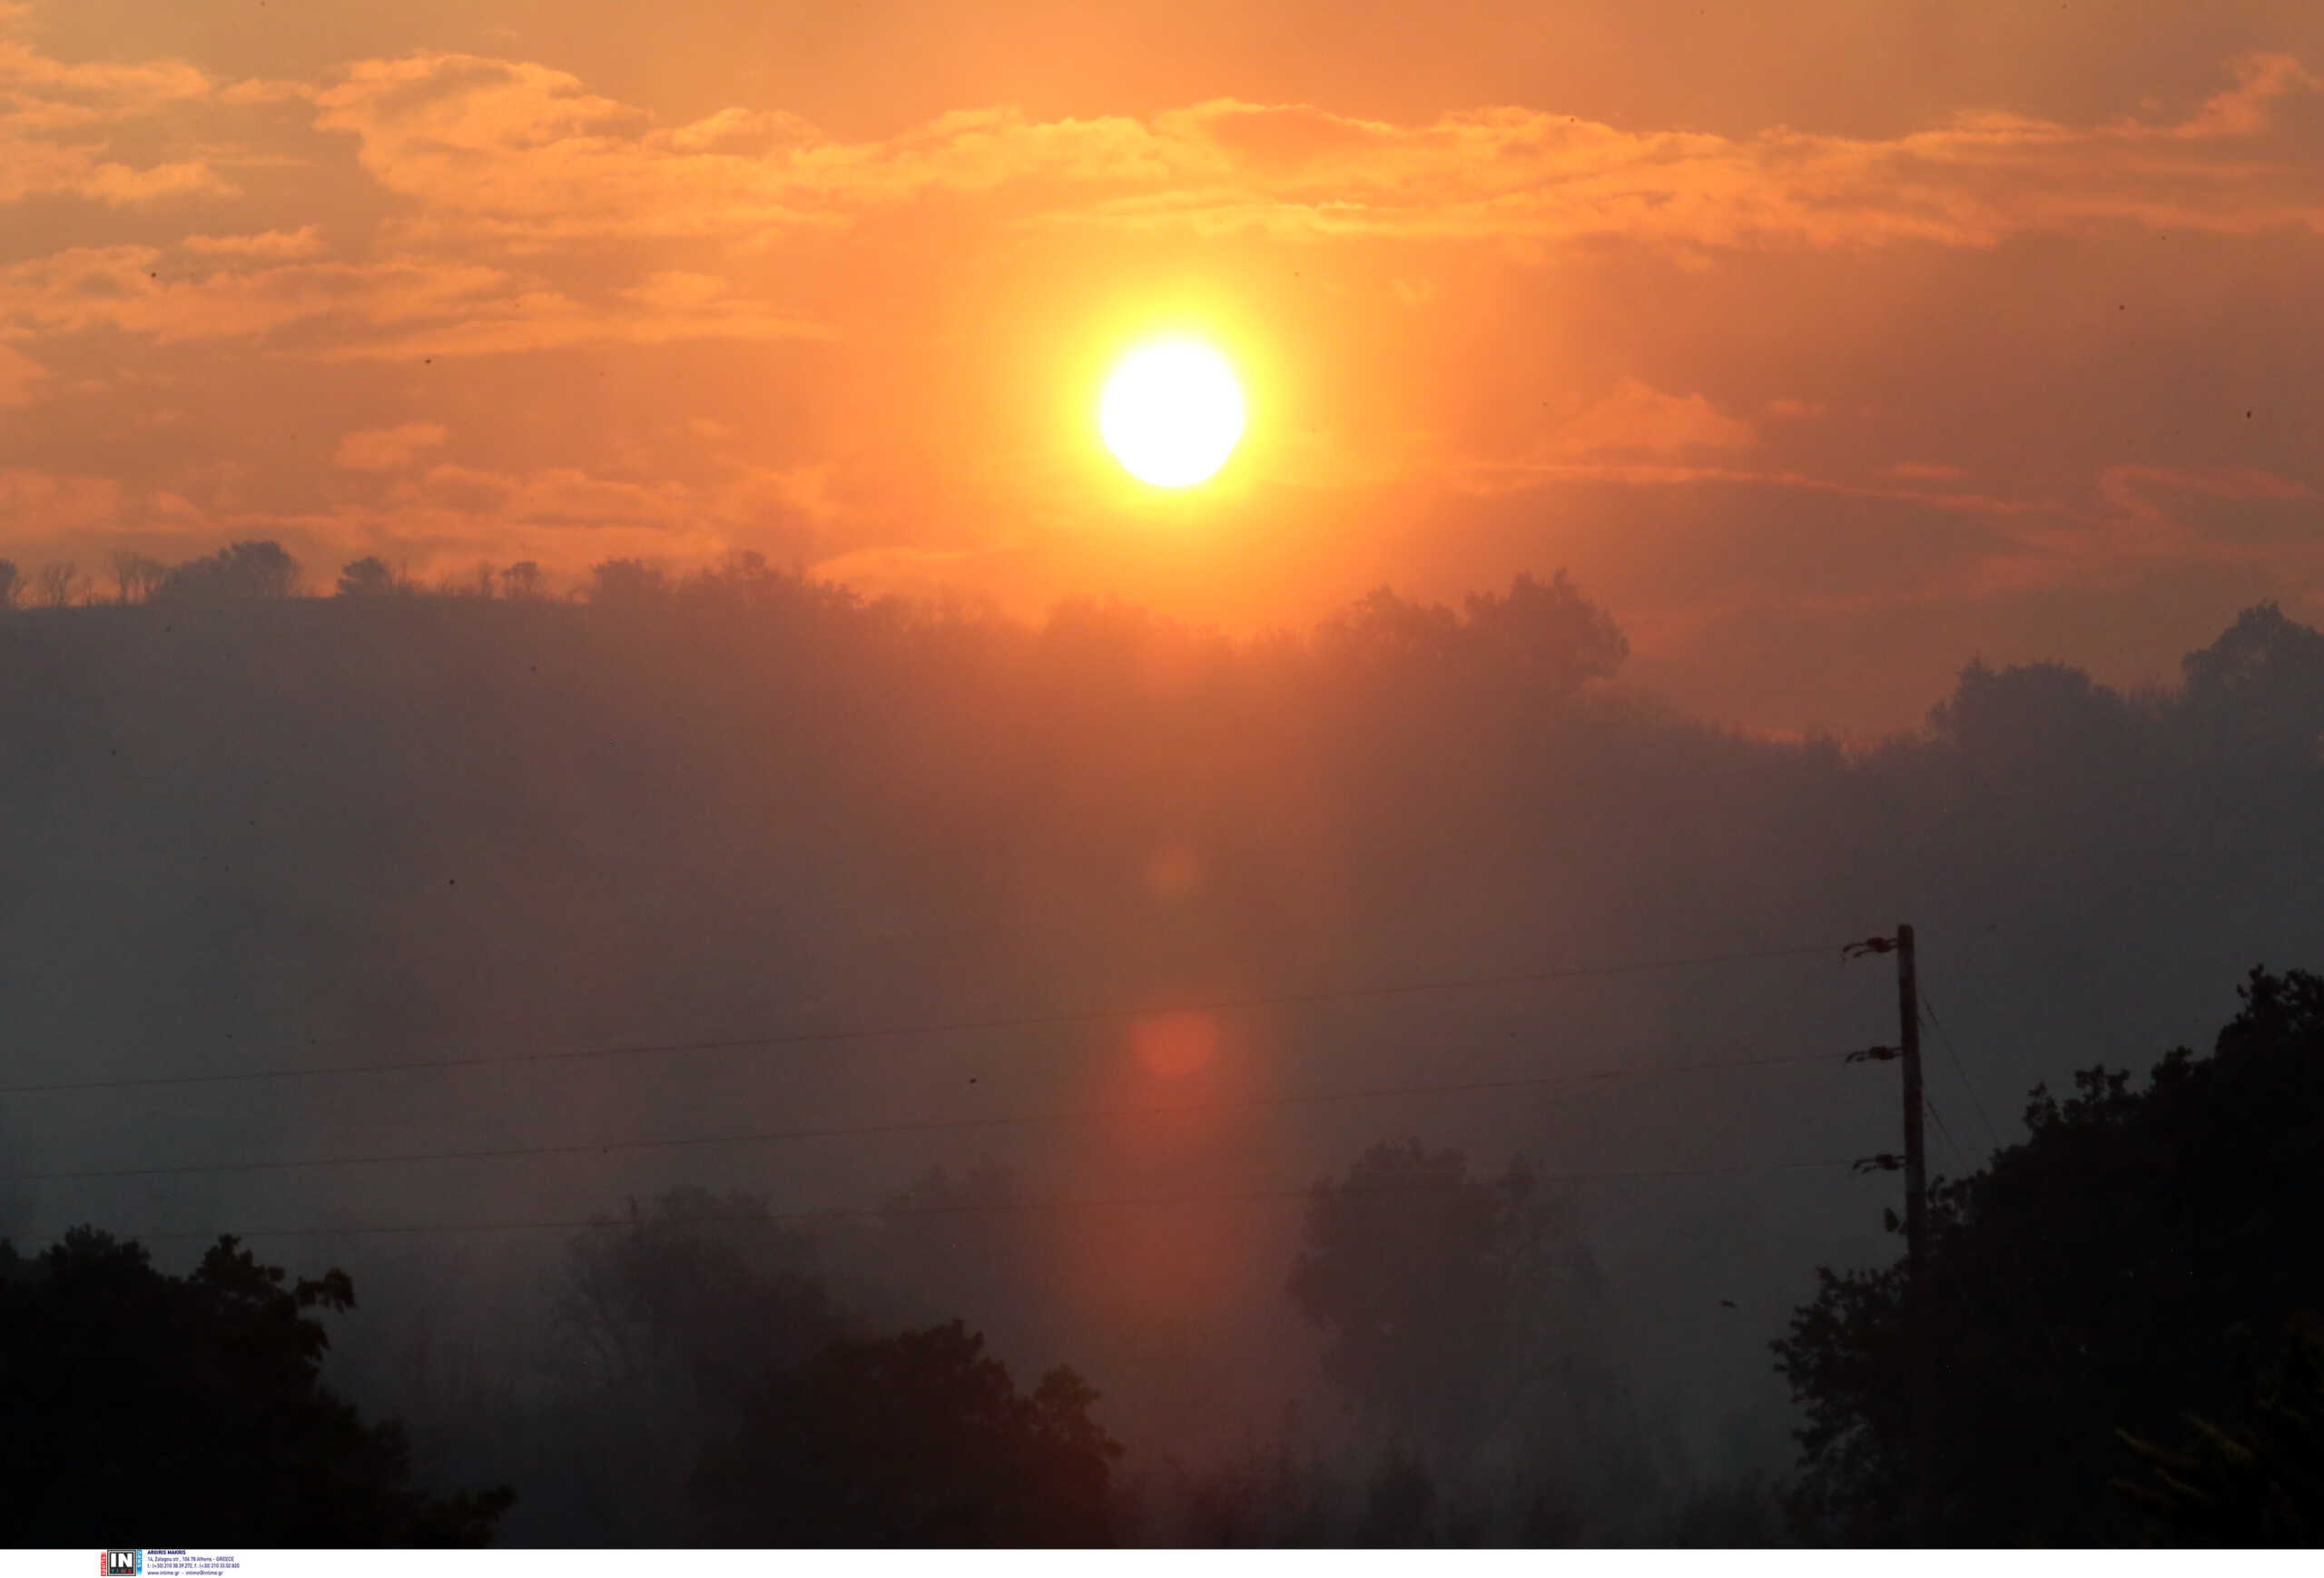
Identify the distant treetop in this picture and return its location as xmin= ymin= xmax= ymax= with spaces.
xmin=156 ymin=540 xmax=302 ymax=604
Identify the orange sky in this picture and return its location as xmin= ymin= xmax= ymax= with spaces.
xmin=4 ymin=0 xmax=2321 ymax=730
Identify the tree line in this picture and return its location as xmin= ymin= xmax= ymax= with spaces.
xmin=0 ymin=538 xmax=1632 ymax=701
xmin=7 ymin=962 xmax=2319 ymax=1545
xmin=0 ymin=540 xmax=757 ymax=607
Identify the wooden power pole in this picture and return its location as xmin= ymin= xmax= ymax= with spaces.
xmin=1896 ymin=922 xmax=1935 ymax=1541
xmin=1850 ymin=923 xmax=1937 ymax=1539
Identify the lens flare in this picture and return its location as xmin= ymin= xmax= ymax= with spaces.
xmin=1098 ymin=336 xmax=1246 ymax=488
xmin=1130 ymin=1011 xmax=1221 ymax=1078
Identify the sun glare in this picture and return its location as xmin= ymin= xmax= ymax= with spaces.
xmin=1098 ymin=336 xmax=1246 ymax=488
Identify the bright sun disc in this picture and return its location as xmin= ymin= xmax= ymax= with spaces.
xmin=1098 ymin=337 xmax=1246 ymax=488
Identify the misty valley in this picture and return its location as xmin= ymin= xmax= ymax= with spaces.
xmin=4 ymin=553 xmax=2320 ymax=1546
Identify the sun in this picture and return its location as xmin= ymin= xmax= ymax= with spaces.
xmin=1098 ymin=336 xmax=1246 ymax=488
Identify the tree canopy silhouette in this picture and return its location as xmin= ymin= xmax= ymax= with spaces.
xmin=337 ymin=556 xmax=399 ymax=598
xmin=562 ymin=1187 xmax=840 ymax=1402
xmin=2181 ymin=601 xmax=2324 ymax=755
xmin=694 ymin=1319 xmax=1123 ymax=1546
xmin=1773 ymin=966 xmax=2324 ymax=1544
xmin=0 ymin=1229 xmax=511 ymax=1545
xmin=545 ymin=1189 xmax=848 ymax=1545
xmin=1314 ymin=571 xmax=1626 ymax=698
xmin=155 ymin=539 xmax=301 ymax=603
xmin=1289 ymin=1139 xmax=1607 ymax=1460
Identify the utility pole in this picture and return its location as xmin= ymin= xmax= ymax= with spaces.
xmin=1896 ymin=922 xmax=1934 ymax=1543
xmin=1846 ymin=924 xmax=1935 ymax=1541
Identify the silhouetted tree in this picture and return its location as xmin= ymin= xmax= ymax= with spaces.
xmin=1774 ymin=967 xmax=2324 ymax=1544
xmin=157 ymin=540 xmax=301 ymax=602
xmin=1315 ymin=572 xmax=1626 ymax=698
xmin=589 ymin=557 xmax=667 ymax=606
xmin=561 ymin=1188 xmax=839 ymax=1402
xmin=694 ymin=1320 xmax=1123 ymax=1545
xmin=0 ymin=558 xmax=16 ymax=608
xmin=0 ymin=1229 xmax=510 ymax=1545
xmin=2181 ymin=601 xmax=2324 ymax=756
xmin=499 ymin=560 xmax=545 ymax=599
xmin=110 ymin=550 xmax=167 ymax=605
xmin=1289 ymin=1140 xmax=1607 ymax=1459
xmin=1317 ymin=587 xmax=1465 ymax=671
xmin=34 ymin=559 xmax=78 ymax=607
xmin=337 ymin=556 xmax=399 ymax=598
xmin=1928 ymin=657 xmax=2139 ymax=764
xmin=547 ymin=1189 xmax=842 ymax=1542
xmin=1462 ymin=570 xmax=1629 ymax=691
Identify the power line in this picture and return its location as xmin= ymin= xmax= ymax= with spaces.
xmin=2 ymin=1048 xmax=1850 ymax=1188
xmin=0 ymin=940 xmax=1855 ymax=1100
xmin=1920 ymin=990 xmax=2004 ymax=1153
xmin=1922 ymin=1088 xmax=1965 ymax=1171
xmin=16 ymin=1155 xmax=1869 ymax=1248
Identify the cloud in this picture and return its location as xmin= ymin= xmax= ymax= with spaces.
xmin=310 ymin=277 xmax=827 ymax=360
xmin=0 ymin=30 xmax=212 ymax=118
xmin=181 ymin=226 xmax=326 ymax=260
xmin=0 ymin=133 xmax=232 ymax=207
xmin=383 ymin=459 xmax=832 ymax=538
xmin=6 ymin=40 xmax=2316 ymax=379
xmin=1092 ymin=64 xmax=2324 ymax=246
xmin=0 ymin=245 xmax=825 ymax=358
xmin=0 ymin=25 xmax=234 ymax=207
xmin=0 ymin=246 xmax=513 ymax=342
xmin=0 ymin=342 xmax=44 ymax=406
xmin=2087 ymin=464 xmax=2320 ymax=559
xmin=333 ymin=422 xmax=448 ymax=471
xmin=1541 ymin=380 xmax=1758 ymax=459
xmin=311 ymin=55 xmax=831 ymax=242
xmin=0 ymin=467 xmax=127 ymax=536
xmin=409 ymin=463 xmax=693 ymax=528
xmin=297 ymin=50 xmax=2324 ymax=254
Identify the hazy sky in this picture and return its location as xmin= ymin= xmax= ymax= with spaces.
xmin=4 ymin=0 xmax=2320 ymax=728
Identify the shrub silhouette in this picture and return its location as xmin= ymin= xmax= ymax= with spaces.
xmin=0 ymin=1229 xmax=511 ymax=1546
xmin=694 ymin=1320 xmax=1122 ymax=1545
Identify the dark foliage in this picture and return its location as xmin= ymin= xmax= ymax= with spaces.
xmin=1289 ymin=1139 xmax=1605 ymax=1455
xmin=561 ymin=1187 xmax=841 ymax=1401
xmin=155 ymin=539 xmax=302 ymax=603
xmin=337 ymin=557 xmax=399 ymax=598
xmin=2115 ymin=1311 xmax=2324 ymax=1545
xmin=0 ymin=1229 xmax=511 ymax=1546
xmin=1315 ymin=570 xmax=1628 ymax=702
xmin=1774 ymin=967 xmax=2324 ymax=1544
xmin=537 ymin=1189 xmax=847 ymax=1544
xmin=694 ymin=1319 xmax=1124 ymax=1546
